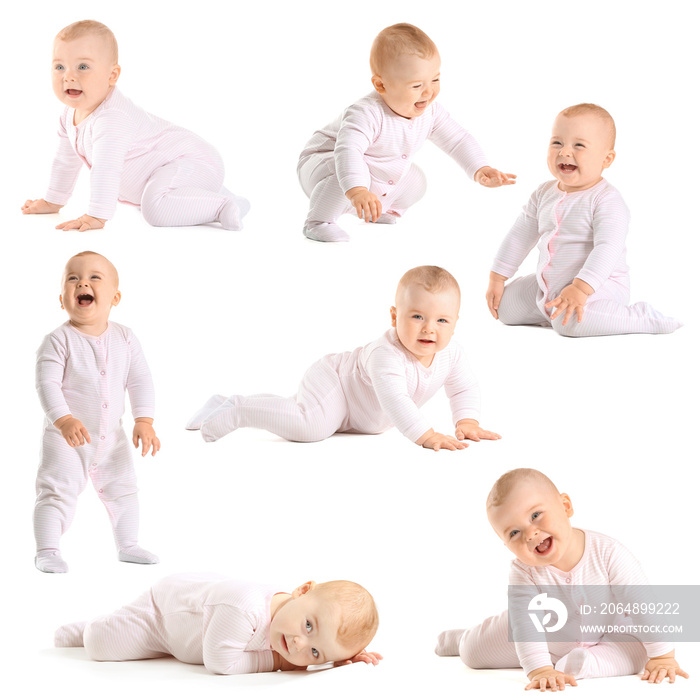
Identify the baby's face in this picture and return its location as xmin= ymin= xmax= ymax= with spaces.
xmin=391 ymin=284 xmax=460 ymax=367
xmin=373 ymin=53 xmax=441 ymax=119
xmin=547 ymin=113 xmax=615 ymax=192
xmin=488 ymin=479 xmax=578 ymax=570
xmin=60 ymin=253 xmax=120 ymax=333
xmin=52 ymin=35 xmax=120 ymax=121
xmin=269 ymin=589 xmax=355 ymax=666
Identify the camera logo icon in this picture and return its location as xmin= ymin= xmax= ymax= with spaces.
xmin=528 ymin=593 xmax=568 ymax=633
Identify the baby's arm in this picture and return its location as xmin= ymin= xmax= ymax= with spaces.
xmin=642 ymin=651 xmax=689 ymax=684
xmin=125 ymin=332 xmax=159 ymax=456
xmin=486 ymin=272 xmax=508 ymax=319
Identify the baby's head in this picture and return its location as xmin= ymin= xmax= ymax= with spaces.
xmin=391 ymin=266 xmax=460 ymax=367
xmin=52 ymin=20 xmax=120 ymax=120
xmin=487 ymin=468 xmax=581 ymax=570
xmin=269 ymin=580 xmax=378 ymax=666
xmin=60 ymin=251 xmax=120 ymax=332
xmin=370 ymin=23 xmax=441 ymax=119
xmin=548 ymin=103 xmax=616 ymax=193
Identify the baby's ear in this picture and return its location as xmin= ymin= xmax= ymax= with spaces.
xmin=111 ymin=290 xmax=122 ymax=307
xmin=390 ymin=306 xmax=397 ymax=327
xmin=291 ymin=580 xmax=316 ymax=599
xmin=371 ymin=75 xmax=385 ymax=93
xmin=59 ymin=295 xmax=64 ymax=309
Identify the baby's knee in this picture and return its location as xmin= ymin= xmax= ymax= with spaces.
xmin=551 ymin=316 xmax=587 ymax=338
xmin=82 ymin=621 xmax=109 ymax=660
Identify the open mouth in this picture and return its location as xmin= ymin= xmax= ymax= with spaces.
xmin=281 ymin=635 xmax=289 ymax=653
xmin=77 ymin=294 xmax=94 ymax=307
xmin=418 ymin=339 xmax=435 ymax=345
xmin=559 ymin=164 xmax=577 ymax=173
xmin=65 ymin=89 xmax=82 ymax=96
xmin=415 ymin=100 xmax=428 ymax=109
xmin=535 ymin=537 xmax=553 ymax=554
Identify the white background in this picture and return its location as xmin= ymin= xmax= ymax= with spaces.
xmin=1 ymin=0 xmax=697 ymax=698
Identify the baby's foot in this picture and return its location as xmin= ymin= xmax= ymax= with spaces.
xmin=118 ymin=545 xmax=159 ymax=565
xmin=303 ymin=222 xmax=350 ymax=243
xmin=186 ymin=394 xmax=228 ymax=430
xmin=35 ymin=549 xmax=69 ymax=573
xmin=55 ymin=621 xmax=87 ymax=647
xmin=200 ymin=396 xmax=240 ymax=442
xmin=556 ymin=647 xmax=589 ymax=677
xmin=374 ymin=211 xmax=400 ymax=225
xmin=218 ymin=193 xmax=251 ymax=231
xmin=434 ymin=629 xmax=465 ymax=656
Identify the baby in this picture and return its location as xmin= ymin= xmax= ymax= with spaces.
xmin=435 ymin=468 xmax=689 ymax=689
xmin=486 ymin=104 xmax=680 ymax=337
xmin=54 ymin=574 xmax=381 ymax=674
xmin=297 ymin=23 xmax=515 ymax=242
xmin=187 ymin=266 xmax=500 ymax=451
xmin=22 ymin=20 xmax=249 ymax=232
xmin=34 ymin=251 xmax=160 ymax=573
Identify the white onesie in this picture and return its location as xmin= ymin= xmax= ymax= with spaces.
xmin=45 ymin=86 xmax=247 ymax=229
xmin=492 ymin=180 xmax=680 ymax=336
xmin=444 ymin=530 xmax=674 ymax=679
xmin=191 ymin=328 xmax=480 ymax=444
xmin=55 ymin=574 xmax=279 ymax=674
xmin=34 ymin=321 xmax=155 ymax=554
xmin=297 ymin=92 xmax=489 ymax=241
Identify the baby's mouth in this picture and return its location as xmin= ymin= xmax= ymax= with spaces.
xmin=65 ymin=89 xmax=82 ymax=96
xmin=559 ymin=163 xmax=577 ymax=173
xmin=415 ymin=100 xmax=428 ymax=109
xmin=281 ymin=635 xmax=289 ymax=653
xmin=77 ymin=294 xmax=94 ymax=307
xmin=535 ymin=536 xmax=553 ymax=554
xmin=418 ymin=339 xmax=435 ymax=345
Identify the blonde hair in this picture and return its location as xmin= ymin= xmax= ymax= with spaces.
xmin=487 ymin=468 xmax=560 ymax=509
xmin=64 ymin=250 xmax=119 ymax=286
xmin=370 ymin=23 xmax=438 ymax=75
xmin=56 ymin=20 xmax=119 ymax=64
xmin=397 ymin=265 xmax=460 ymax=301
xmin=559 ymin=103 xmax=616 ymax=149
xmin=314 ymin=580 xmax=379 ymax=654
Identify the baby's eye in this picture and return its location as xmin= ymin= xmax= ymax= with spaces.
xmin=79 ymin=64 xmax=89 ymax=70
xmin=305 ymin=620 xmax=312 ymax=632
xmin=412 ymin=84 xmax=422 ymax=89
xmin=575 ymin=143 xmax=585 ymax=148
xmin=432 ymin=78 xmax=440 ymax=83
xmin=91 ymin=275 xmax=102 ymax=280
xmin=412 ymin=314 xmax=423 ymax=320
xmin=437 ymin=318 xmax=448 ymax=324
xmin=551 ymin=140 xmax=561 ymax=146
xmin=531 ymin=511 xmax=541 ymax=520
xmin=54 ymin=64 xmax=64 ymax=71
xmin=311 ymin=648 xmax=319 ymax=659
xmin=509 ymin=529 xmax=520 ymax=538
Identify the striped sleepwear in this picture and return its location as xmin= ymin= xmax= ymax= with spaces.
xmin=492 ymin=180 xmax=680 ymax=336
xmin=54 ymin=574 xmax=279 ymax=674
xmin=438 ymin=530 xmax=673 ymax=679
xmin=297 ymin=92 xmax=489 ymax=241
xmin=46 ymin=87 xmax=246 ymax=228
xmin=192 ymin=328 xmax=480 ymax=444
xmin=34 ymin=321 xmax=155 ymax=553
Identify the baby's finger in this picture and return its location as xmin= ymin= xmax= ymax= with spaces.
xmin=576 ymin=306 xmax=584 ymax=324
xmin=151 ymin=438 xmax=161 ymax=456
xmin=81 ymin=427 xmax=91 ymax=444
xmin=562 ymin=306 xmax=574 ymax=326
xmin=480 ymin=430 xmax=502 ymax=440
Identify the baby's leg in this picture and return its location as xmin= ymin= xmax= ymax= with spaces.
xmin=554 ymin=640 xmax=647 ymax=679
xmin=497 ymin=275 xmax=551 ymax=327
xmin=377 ymin=163 xmax=427 ymax=222
xmin=82 ymin=590 xmax=168 ymax=661
xmin=140 ymin=153 xmax=249 ymax=230
xmin=299 ymin=154 xmax=353 ymax=242
xmin=198 ymin=359 xmax=349 ymax=442
xmin=34 ymin=432 xmax=89 ymax=572
xmin=90 ymin=431 xmax=158 ymax=565
xmin=437 ymin=610 xmax=520 ymax=668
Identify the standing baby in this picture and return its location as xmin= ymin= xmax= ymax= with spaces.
xmin=298 ymin=23 xmax=515 ymax=242
xmin=34 ymin=251 xmax=159 ymax=572
xmin=22 ymin=20 xmax=249 ymax=232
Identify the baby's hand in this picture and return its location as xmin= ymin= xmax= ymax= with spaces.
xmin=21 ymin=198 xmax=63 ymax=215
xmin=133 ymin=419 xmax=161 ymax=457
xmin=525 ymin=665 xmax=577 ymax=692
xmin=486 ymin=272 xmax=508 ymax=319
xmin=346 ymin=186 xmax=382 ymax=223
xmin=641 ymin=652 xmax=689 ymax=684
xmin=333 ymin=650 xmax=383 ymax=667
xmin=475 ymin=166 xmax=517 ymax=188
xmin=455 ymin=419 xmax=501 ymax=442
xmin=54 ymin=414 xmax=91 ymax=448
xmin=545 ymin=279 xmax=594 ymax=325
xmin=418 ymin=430 xmax=467 ymax=452
xmin=55 ymin=213 xmax=106 ymax=232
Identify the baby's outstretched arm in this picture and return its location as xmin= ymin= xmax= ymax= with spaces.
xmin=641 ymin=651 xmax=689 ymax=684
xmin=54 ymin=414 xmax=91 ymax=448
xmin=346 ymin=186 xmax=382 ymax=223
xmin=333 ymin=650 xmax=383 ymax=667
xmin=55 ymin=214 xmax=107 ymax=232
xmin=455 ymin=419 xmax=501 ymax=442
xmin=545 ymin=278 xmax=594 ymax=325
xmin=132 ymin=418 xmax=160 ymax=457
xmin=486 ymin=272 xmax=508 ymax=319
xmin=474 ymin=166 xmax=517 ymax=188
xmin=22 ymin=199 xmax=63 ymax=215
xmin=525 ymin=665 xmax=578 ymax=691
